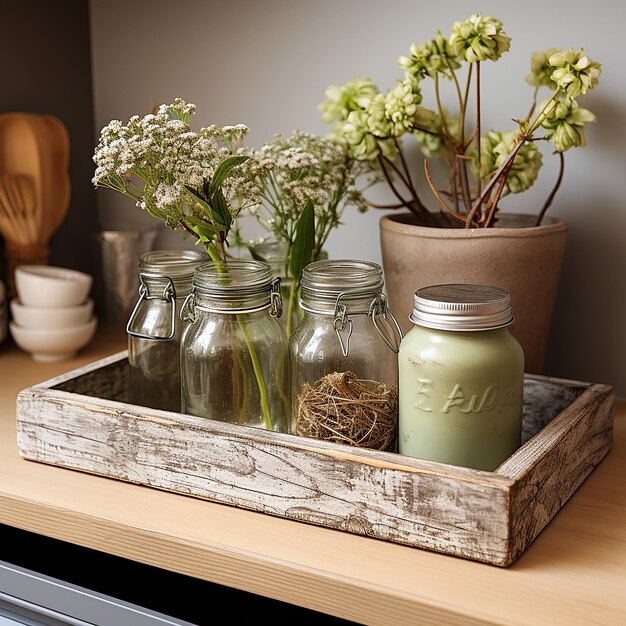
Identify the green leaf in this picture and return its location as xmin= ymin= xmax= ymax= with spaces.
xmin=289 ymin=200 xmax=315 ymax=280
xmin=247 ymin=246 xmax=268 ymax=263
xmin=209 ymin=155 xmax=249 ymax=196
xmin=184 ymin=186 xmax=225 ymax=227
xmin=184 ymin=218 xmax=219 ymax=243
xmin=211 ymin=187 xmax=232 ymax=231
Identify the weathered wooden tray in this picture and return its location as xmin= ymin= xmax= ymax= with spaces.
xmin=15 ymin=351 xmax=614 ymax=567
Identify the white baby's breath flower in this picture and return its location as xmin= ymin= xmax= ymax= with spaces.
xmin=239 ymin=129 xmax=373 ymax=255
xmin=92 ymin=98 xmax=255 ymax=245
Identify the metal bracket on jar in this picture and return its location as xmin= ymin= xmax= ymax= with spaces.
xmin=369 ymin=293 xmax=404 ymax=354
xmin=268 ymin=277 xmax=283 ymax=319
xmin=333 ymin=293 xmax=353 ymax=357
xmin=179 ymin=290 xmax=197 ymax=324
xmin=126 ymin=277 xmax=177 ymax=340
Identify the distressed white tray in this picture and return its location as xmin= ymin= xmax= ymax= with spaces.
xmin=15 ymin=351 xmax=614 ymax=566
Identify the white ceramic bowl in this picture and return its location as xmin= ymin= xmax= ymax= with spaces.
xmin=14 ymin=265 xmax=92 ymax=308
xmin=10 ymin=298 xmax=94 ymax=329
xmin=9 ymin=317 xmax=97 ymax=362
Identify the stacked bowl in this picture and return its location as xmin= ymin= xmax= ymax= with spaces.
xmin=9 ymin=265 xmax=97 ymax=362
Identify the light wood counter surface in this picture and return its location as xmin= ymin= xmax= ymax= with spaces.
xmin=1 ymin=326 xmax=625 ymax=625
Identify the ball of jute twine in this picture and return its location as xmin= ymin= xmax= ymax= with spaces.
xmin=295 ymin=371 xmax=397 ymax=451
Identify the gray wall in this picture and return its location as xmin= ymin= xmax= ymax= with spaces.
xmin=90 ymin=0 xmax=626 ymax=395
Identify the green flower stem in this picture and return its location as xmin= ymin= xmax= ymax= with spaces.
xmin=238 ymin=316 xmax=273 ymax=430
xmin=231 ymin=342 xmax=250 ymax=425
xmin=527 ymin=89 xmax=560 ymax=135
xmin=286 ymin=278 xmax=300 ymax=337
xmin=205 ymin=241 xmax=274 ymax=430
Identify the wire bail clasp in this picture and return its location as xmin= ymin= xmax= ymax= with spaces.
xmin=126 ymin=277 xmax=177 ymax=340
xmin=180 ymin=290 xmax=197 ymax=324
xmin=369 ymin=293 xmax=403 ymax=353
xmin=269 ymin=277 xmax=283 ymax=319
xmin=333 ymin=292 xmax=353 ymax=357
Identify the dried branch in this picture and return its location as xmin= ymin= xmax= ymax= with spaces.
xmin=424 ymin=160 xmax=471 ymax=224
xmin=536 ymin=152 xmax=565 ymax=226
xmin=465 ymin=135 xmax=526 ymax=228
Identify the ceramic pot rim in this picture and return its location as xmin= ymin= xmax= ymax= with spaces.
xmin=379 ymin=212 xmax=567 ymax=239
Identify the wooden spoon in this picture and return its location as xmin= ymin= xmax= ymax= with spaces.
xmin=32 ymin=114 xmax=70 ymax=240
xmin=0 ymin=113 xmax=45 ymax=239
xmin=0 ymin=112 xmax=71 ymax=243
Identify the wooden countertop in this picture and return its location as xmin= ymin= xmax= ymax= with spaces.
xmin=1 ymin=326 xmax=625 ymax=625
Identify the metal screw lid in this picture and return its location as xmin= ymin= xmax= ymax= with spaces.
xmin=409 ymin=283 xmax=514 ymax=331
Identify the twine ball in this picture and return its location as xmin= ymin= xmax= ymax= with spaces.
xmin=296 ymin=371 xmax=397 ymax=451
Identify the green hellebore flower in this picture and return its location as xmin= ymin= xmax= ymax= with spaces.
xmin=540 ymin=96 xmax=596 ymax=152
xmin=318 ymin=78 xmax=379 ymax=124
xmin=384 ymin=80 xmax=423 ymax=136
xmin=549 ymin=48 xmax=601 ymax=98
xmin=552 ymin=122 xmax=584 ymax=153
xmin=365 ymin=94 xmax=392 ymax=135
xmin=449 ymin=13 xmax=511 ymax=63
xmin=525 ymin=48 xmax=560 ymax=89
xmin=339 ymin=110 xmax=383 ymax=161
xmin=478 ymin=130 xmax=542 ymax=194
xmin=398 ymin=31 xmax=461 ymax=80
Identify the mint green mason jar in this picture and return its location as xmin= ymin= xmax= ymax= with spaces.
xmin=398 ymin=284 xmax=524 ymax=471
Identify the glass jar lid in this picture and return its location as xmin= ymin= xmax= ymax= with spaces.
xmin=193 ymin=259 xmax=272 ymax=295
xmin=190 ymin=259 xmax=281 ymax=315
xmin=137 ymin=248 xmax=208 ymax=299
xmin=139 ymin=249 xmax=208 ymax=280
xmin=410 ymin=283 xmax=513 ymax=331
xmin=300 ymin=259 xmax=384 ymax=313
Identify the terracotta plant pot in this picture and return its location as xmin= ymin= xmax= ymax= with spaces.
xmin=379 ymin=212 xmax=567 ymax=374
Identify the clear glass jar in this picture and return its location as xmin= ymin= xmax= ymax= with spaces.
xmin=398 ymin=283 xmax=525 ymax=471
xmin=289 ymin=259 xmax=403 ymax=451
xmin=180 ymin=259 xmax=289 ymax=432
xmin=126 ymin=249 xmax=207 ymax=412
xmin=251 ymin=238 xmax=328 ymax=336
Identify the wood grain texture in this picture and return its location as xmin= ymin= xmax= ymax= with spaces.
xmin=14 ymin=351 xmax=615 ymax=567
xmin=2 ymin=332 xmax=626 ymax=626
xmin=501 ymin=383 xmax=614 ymax=564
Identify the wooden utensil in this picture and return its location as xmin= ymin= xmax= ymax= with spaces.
xmin=0 ymin=112 xmax=71 ymax=296
xmin=0 ymin=172 xmax=47 ymax=296
xmin=0 ymin=172 xmax=38 ymax=244
xmin=33 ymin=114 xmax=70 ymax=240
